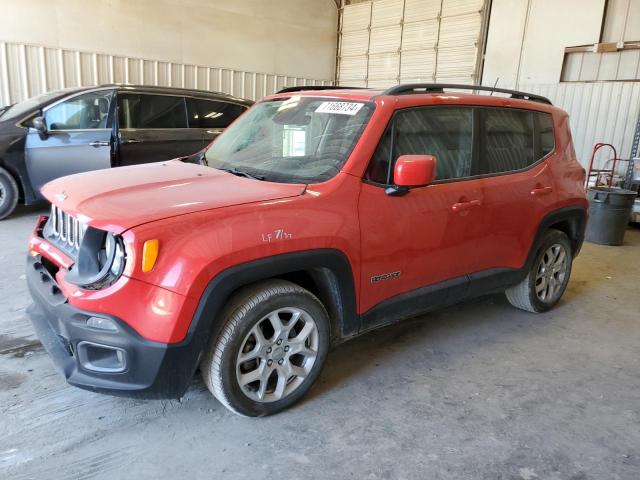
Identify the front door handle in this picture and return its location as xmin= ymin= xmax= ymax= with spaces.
xmin=451 ymin=199 xmax=481 ymax=212
xmin=530 ymin=186 xmax=553 ymax=196
xmin=123 ymin=139 xmax=141 ymax=144
xmin=89 ymin=141 xmax=110 ymax=148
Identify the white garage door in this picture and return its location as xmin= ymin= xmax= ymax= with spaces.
xmin=337 ymin=0 xmax=489 ymax=88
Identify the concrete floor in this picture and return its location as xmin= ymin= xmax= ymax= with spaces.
xmin=1 ymin=206 xmax=639 ymax=480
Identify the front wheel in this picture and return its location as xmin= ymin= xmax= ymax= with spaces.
xmin=505 ymin=229 xmax=573 ymax=313
xmin=201 ymin=280 xmax=330 ymax=417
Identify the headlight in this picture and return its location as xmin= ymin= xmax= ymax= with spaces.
xmin=66 ymin=228 xmax=127 ymax=290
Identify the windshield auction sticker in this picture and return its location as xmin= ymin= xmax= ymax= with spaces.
xmin=315 ymin=101 xmax=364 ymax=115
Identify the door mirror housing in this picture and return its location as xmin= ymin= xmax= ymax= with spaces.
xmin=31 ymin=116 xmax=48 ymax=139
xmin=386 ymin=155 xmax=437 ymax=196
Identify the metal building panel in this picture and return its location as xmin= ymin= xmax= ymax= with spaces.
xmin=561 ymin=53 xmax=583 ymax=82
xmin=400 ymin=49 xmax=436 ymax=81
xmin=367 ymin=78 xmax=395 ymax=88
xmin=436 ymin=45 xmax=477 ymax=79
xmin=524 ymin=81 xmax=640 ymax=166
xmin=597 ymin=53 xmax=620 ymax=81
xmin=371 ymin=0 xmax=404 ymax=27
xmin=338 ymin=55 xmax=368 ymax=84
xmin=401 ymin=20 xmax=439 ymax=51
xmin=617 ymin=50 xmax=640 ymax=80
xmin=441 ymin=0 xmax=484 ymax=17
xmin=578 ymin=53 xmax=601 ymax=81
xmin=369 ymin=25 xmax=402 ymax=54
xmin=368 ymin=52 xmax=400 ymax=80
xmin=0 ymin=40 xmax=331 ymax=107
xmin=341 ymin=2 xmax=372 ymax=32
xmin=341 ymin=30 xmax=371 ymax=57
xmin=403 ymin=0 xmax=441 ymax=22
xmin=439 ymin=12 xmax=482 ymax=47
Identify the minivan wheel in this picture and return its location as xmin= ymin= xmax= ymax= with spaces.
xmin=0 ymin=167 xmax=19 ymax=220
xmin=505 ymin=229 xmax=573 ymax=313
xmin=201 ymin=280 xmax=330 ymax=417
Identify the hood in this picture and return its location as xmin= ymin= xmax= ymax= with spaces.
xmin=41 ymin=160 xmax=306 ymax=233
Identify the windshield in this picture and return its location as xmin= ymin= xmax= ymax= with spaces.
xmin=203 ymin=97 xmax=374 ymax=183
xmin=0 ymin=89 xmax=74 ymax=121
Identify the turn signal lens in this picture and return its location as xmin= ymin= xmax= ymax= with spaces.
xmin=142 ymin=239 xmax=159 ymax=273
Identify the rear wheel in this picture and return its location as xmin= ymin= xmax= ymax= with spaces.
xmin=201 ymin=280 xmax=330 ymax=417
xmin=505 ymin=229 xmax=573 ymax=313
xmin=0 ymin=167 xmax=19 ymax=220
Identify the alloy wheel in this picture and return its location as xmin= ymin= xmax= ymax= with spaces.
xmin=235 ymin=307 xmax=319 ymax=403
xmin=535 ymin=243 xmax=568 ymax=303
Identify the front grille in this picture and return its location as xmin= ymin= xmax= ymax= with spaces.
xmin=45 ymin=204 xmax=87 ymax=257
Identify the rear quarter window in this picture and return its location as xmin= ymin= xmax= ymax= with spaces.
xmin=474 ymin=108 xmax=555 ymax=176
xmin=186 ymin=98 xmax=247 ymax=129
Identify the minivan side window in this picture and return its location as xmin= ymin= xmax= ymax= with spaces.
xmin=118 ymin=94 xmax=187 ymax=129
xmin=45 ymin=90 xmax=113 ymax=130
xmin=365 ymin=107 xmax=473 ymax=184
xmin=186 ymin=98 xmax=246 ymax=129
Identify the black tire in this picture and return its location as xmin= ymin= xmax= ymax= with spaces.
xmin=505 ymin=228 xmax=573 ymax=313
xmin=201 ymin=279 xmax=330 ymax=417
xmin=0 ymin=167 xmax=19 ymax=220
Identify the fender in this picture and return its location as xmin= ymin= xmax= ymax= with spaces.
xmin=167 ymin=249 xmax=359 ymax=390
xmin=188 ymin=249 xmax=358 ymax=342
xmin=527 ymin=205 xmax=588 ymax=267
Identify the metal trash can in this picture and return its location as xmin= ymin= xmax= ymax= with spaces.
xmin=585 ymin=187 xmax=637 ymax=245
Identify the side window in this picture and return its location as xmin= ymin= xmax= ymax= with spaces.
xmin=118 ymin=94 xmax=187 ymax=129
xmin=45 ymin=90 xmax=113 ymax=130
xmin=365 ymin=107 xmax=473 ymax=184
xmin=186 ymin=98 xmax=246 ymax=129
xmin=475 ymin=108 xmax=535 ymax=175
xmin=536 ymin=112 xmax=555 ymax=158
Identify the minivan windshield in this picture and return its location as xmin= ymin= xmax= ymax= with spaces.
xmin=203 ymin=96 xmax=374 ymax=183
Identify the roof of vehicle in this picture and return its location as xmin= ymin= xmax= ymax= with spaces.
xmin=267 ymin=84 xmax=555 ymax=111
xmin=20 ymin=84 xmax=253 ymax=108
xmin=107 ymin=84 xmax=253 ymax=105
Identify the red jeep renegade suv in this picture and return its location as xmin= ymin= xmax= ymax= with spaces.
xmin=26 ymin=84 xmax=588 ymax=416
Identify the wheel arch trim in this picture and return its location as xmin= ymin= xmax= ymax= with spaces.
xmin=184 ymin=248 xmax=358 ymax=353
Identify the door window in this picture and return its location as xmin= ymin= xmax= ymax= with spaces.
xmin=474 ymin=108 xmax=535 ymax=175
xmin=45 ymin=90 xmax=113 ymax=130
xmin=186 ymin=98 xmax=247 ymax=129
xmin=365 ymin=107 xmax=473 ymax=183
xmin=118 ymin=94 xmax=187 ymax=129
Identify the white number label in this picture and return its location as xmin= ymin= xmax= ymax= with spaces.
xmin=315 ymin=102 xmax=364 ymax=116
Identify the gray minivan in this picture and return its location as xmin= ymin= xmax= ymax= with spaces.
xmin=0 ymin=85 xmax=252 ymax=219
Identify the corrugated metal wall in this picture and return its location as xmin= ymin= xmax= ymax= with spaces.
xmin=524 ymin=82 xmax=640 ymax=167
xmin=0 ymin=41 xmax=333 ymax=107
xmin=337 ymin=0 xmax=489 ymax=87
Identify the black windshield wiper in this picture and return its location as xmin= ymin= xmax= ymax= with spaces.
xmin=220 ymin=168 xmax=265 ymax=181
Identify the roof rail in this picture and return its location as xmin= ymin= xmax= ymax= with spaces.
xmin=381 ymin=83 xmax=552 ymax=105
xmin=276 ymin=85 xmax=364 ymax=94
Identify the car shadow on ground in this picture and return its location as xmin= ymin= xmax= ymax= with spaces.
xmin=5 ymin=204 xmax=48 ymax=220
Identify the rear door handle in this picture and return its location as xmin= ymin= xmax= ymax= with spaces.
xmin=123 ymin=139 xmax=141 ymax=144
xmin=530 ymin=186 xmax=553 ymax=196
xmin=88 ymin=141 xmax=110 ymax=148
xmin=451 ymin=199 xmax=481 ymax=212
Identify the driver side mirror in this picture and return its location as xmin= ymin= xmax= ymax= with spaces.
xmin=31 ymin=116 xmax=48 ymax=139
xmin=385 ymin=154 xmax=437 ymax=196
